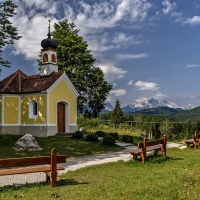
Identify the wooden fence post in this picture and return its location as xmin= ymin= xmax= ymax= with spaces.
xmin=142 ymin=138 xmax=147 ymax=164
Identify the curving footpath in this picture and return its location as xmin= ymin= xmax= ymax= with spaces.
xmin=0 ymin=142 xmax=185 ymax=187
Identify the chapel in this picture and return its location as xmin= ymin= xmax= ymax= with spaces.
xmin=0 ymin=22 xmax=79 ymax=137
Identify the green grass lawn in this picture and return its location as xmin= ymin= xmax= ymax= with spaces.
xmin=0 ymin=145 xmax=200 ymax=199
xmin=0 ymin=134 xmax=122 ymax=159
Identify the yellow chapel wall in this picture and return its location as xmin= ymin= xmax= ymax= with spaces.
xmin=48 ymin=79 xmax=77 ymax=124
xmin=4 ymin=97 xmax=19 ymax=124
xmin=21 ymin=95 xmax=46 ymax=124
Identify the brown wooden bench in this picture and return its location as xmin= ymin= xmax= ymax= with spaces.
xmin=0 ymin=148 xmax=66 ymax=187
xmin=185 ymin=132 xmax=200 ymax=149
xmin=127 ymin=135 xmax=167 ymax=164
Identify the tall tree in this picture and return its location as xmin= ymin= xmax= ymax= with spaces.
xmin=110 ymin=99 xmax=124 ymax=128
xmin=39 ymin=19 xmax=112 ymax=116
xmin=0 ymin=0 xmax=21 ymax=69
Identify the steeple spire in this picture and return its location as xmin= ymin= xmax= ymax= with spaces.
xmin=48 ymin=19 xmax=51 ymax=38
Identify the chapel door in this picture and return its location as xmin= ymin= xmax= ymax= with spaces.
xmin=57 ymin=103 xmax=65 ymax=132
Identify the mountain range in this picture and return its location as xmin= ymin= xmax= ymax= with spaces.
xmin=104 ymin=97 xmax=195 ymax=112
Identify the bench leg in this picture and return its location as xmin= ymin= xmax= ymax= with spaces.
xmin=132 ymin=155 xmax=138 ymax=161
xmin=154 ymin=150 xmax=158 ymax=156
xmin=45 ymin=173 xmax=50 ymax=183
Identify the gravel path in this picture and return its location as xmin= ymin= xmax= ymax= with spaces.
xmin=0 ymin=142 xmax=185 ymax=187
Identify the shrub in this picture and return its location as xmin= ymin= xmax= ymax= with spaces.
xmin=102 ymin=135 xmax=116 ymax=146
xmin=85 ymin=134 xmax=99 ymax=142
xmin=121 ymin=135 xmax=133 ymax=143
xmin=72 ymin=131 xmax=83 ymax=139
xmin=95 ymin=131 xmax=106 ymax=137
xmin=109 ymin=132 xmax=119 ymax=140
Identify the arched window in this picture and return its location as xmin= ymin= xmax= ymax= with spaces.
xmin=43 ymin=54 xmax=48 ymax=62
xmin=51 ymin=54 xmax=56 ymax=63
xmin=29 ymin=100 xmax=38 ymax=119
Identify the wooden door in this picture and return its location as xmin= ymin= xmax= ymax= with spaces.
xmin=57 ymin=103 xmax=65 ymax=132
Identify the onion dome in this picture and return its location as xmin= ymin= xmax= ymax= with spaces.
xmin=41 ymin=20 xmax=58 ymax=49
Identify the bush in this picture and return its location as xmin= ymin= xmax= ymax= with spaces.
xmin=121 ymin=135 xmax=133 ymax=143
xmin=72 ymin=131 xmax=83 ymax=139
xmin=109 ymin=132 xmax=119 ymax=140
xmin=102 ymin=135 xmax=116 ymax=146
xmin=95 ymin=131 xmax=106 ymax=137
xmin=85 ymin=134 xmax=99 ymax=142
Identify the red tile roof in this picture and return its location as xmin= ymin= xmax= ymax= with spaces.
xmin=0 ymin=70 xmax=64 ymax=94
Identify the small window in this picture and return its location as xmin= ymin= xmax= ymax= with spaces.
xmin=51 ymin=54 xmax=56 ymax=63
xmin=43 ymin=54 xmax=48 ymax=62
xmin=29 ymin=100 xmax=38 ymax=119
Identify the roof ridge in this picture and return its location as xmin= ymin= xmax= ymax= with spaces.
xmin=1 ymin=72 xmax=18 ymax=92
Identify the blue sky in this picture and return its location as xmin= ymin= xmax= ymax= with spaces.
xmin=2 ymin=0 xmax=200 ymax=108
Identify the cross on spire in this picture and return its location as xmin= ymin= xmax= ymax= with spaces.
xmin=18 ymin=63 xmax=20 ymax=70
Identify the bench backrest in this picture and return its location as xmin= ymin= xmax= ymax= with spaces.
xmin=0 ymin=148 xmax=66 ymax=168
xmin=138 ymin=135 xmax=167 ymax=148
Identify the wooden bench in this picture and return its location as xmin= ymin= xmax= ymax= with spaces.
xmin=127 ymin=135 xmax=167 ymax=164
xmin=185 ymin=132 xmax=200 ymax=149
xmin=0 ymin=148 xmax=66 ymax=187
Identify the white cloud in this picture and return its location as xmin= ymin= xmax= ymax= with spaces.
xmin=96 ymin=61 xmax=127 ymax=82
xmin=184 ymin=16 xmax=200 ymax=25
xmin=185 ymin=64 xmax=200 ymax=68
xmin=110 ymin=89 xmax=126 ymax=96
xmin=10 ymin=0 xmax=152 ymax=61
xmin=127 ymin=79 xmax=134 ymax=85
xmin=190 ymin=96 xmax=196 ymax=99
xmin=134 ymin=80 xmax=160 ymax=91
xmin=153 ymin=92 xmax=167 ymax=99
xmin=113 ymin=83 xmax=117 ymax=87
xmin=116 ymin=53 xmax=148 ymax=60
xmin=162 ymin=0 xmax=182 ymax=17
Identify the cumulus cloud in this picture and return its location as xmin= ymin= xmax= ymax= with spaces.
xmin=116 ymin=53 xmax=148 ymax=60
xmin=96 ymin=61 xmax=127 ymax=82
xmin=153 ymin=92 xmax=167 ymax=99
xmin=10 ymin=0 xmax=152 ymax=62
xmin=134 ymin=80 xmax=160 ymax=91
xmin=110 ymin=89 xmax=127 ymax=96
xmin=184 ymin=16 xmax=200 ymax=25
xmin=127 ymin=79 xmax=134 ymax=85
xmin=185 ymin=64 xmax=200 ymax=68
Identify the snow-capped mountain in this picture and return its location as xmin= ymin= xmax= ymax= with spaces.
xmin=181 ymin=103 xmax=194 ymax=110
xmin=102 ymin=97 xmax=194 ymax=112
xmin=104 ymin=102 xmax=114 ymax=111
xmin=123 ymin=97 xmax=178 ymax=112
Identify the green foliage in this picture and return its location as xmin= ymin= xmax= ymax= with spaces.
xmin=102 ymin=135 xmax=116 ymax=146
xmin=109 ymin=132 xmax=119 ymax=140
xmin=41 ymin=19 xmax=112 ymax=116
xmin=85 ymin=134 xmax=99 ymax=142
xmin=121 ymin=135 xmax=133 ymax=143
xmin=95 ymin=131 xmax=106 ymax=137
xmin=0 ymin=0 xmax=22 ymax=69
xmin=110 ymin=99 xmax=124 ymax=127
xmin=72 ymin=131 xmax=83 ymax=139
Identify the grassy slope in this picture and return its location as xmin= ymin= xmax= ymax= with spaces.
xmin=0 ymin=135 xmax=122 ymax=159
xmin=1 ymin=147 xmax=200 ymax=200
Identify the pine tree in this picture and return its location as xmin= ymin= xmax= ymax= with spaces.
xmin=110 ymin=99 xmax=124 ymax=128
xmin=0 ymin=0 xmax=21 ymax=69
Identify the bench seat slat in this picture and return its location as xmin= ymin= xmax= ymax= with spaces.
xmin=128 ymin=144 xmax=162 ymax=155
xmin=0 ymin=165 xmax=65 ymax=176
xmin=0 ymin=155 xmax=66 ymax=168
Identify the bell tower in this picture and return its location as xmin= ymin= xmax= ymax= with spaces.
xmin=40 ymin=19 xmax=58 ymax=76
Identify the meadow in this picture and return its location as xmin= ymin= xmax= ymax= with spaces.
xmin=0 ymin=147 xmax=200 ymax=200
xmin=0 ymin=134 xmax=199 ymax=200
